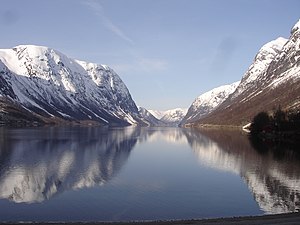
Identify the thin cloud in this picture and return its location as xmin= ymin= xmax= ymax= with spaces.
xmin=82 ymin=0 xmax=134 ymax=45
xmin=139 ymin=58 xmax=168 ymax=71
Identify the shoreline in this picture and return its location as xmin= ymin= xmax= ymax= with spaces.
xmin=1 ymin=212 xmax=300 ymax=225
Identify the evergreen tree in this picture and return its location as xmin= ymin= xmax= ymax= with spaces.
xmin=250 ymin=112 xmax=270 ymax=135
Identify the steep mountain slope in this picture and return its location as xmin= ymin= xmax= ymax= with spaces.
xmin=0 ymin=45 xmax=143 ymax=126
xmin=0 ymin=97 xmax=44 ymax=126
xmin=160 ymin=108 xmax=187 ymax=126
xmin=188 ymin=20 xmax=300 ymax=126
xmin=180 ymin=81 xmax=239 ymax=126
xmin=138 ymin=107 xmax=166 ymax=126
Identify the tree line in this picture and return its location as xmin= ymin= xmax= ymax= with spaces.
xmin=250 ymin=107 xmax=300 ymax=135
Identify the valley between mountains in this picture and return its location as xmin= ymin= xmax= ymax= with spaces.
xmin=0 ymin=20 xmax=299 ymax=127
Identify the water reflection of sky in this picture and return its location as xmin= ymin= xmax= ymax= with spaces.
xmin=0 ymin=127 xmax=299 ymax=222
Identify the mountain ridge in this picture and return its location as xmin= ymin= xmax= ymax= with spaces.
xmin=1 ymin=20 xmax=299 ymax=127
xmin=0 ymin=45 xmax=145 ymax=126
xmin=180 ymin=81 xmax=239 ymax=126
xmin=159 ymin=108 xmax=187 ymax=126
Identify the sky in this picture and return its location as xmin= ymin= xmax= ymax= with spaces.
xmin=0 ymin=0 xmax=299 ymax=111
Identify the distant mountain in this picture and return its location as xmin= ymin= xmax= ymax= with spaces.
xmin=0 ymin=45 xmax=144 ymax=126
xmin=148 ymin=110 xmax=166 ymax=120
xmin=160 ymin=108 xmax=187 ymax=126
xmin=185 ymin=19 xmax=300 ymax=127
xmin=138 ymin=106 xmax=166 ymax=126
xmin=142 ymin=108 xmax=187 ymax=127
xmin=180 ymin=81 xmax=239 ymax=126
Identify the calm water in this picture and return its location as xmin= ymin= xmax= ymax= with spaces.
xmin=0 ymin=126 xmax=299 ymax=222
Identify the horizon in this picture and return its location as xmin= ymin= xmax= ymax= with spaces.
xmin=0 ymin=0 xmax=299 ymax=110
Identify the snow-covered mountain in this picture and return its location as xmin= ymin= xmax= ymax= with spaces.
xmin=138 ymin=106 xmax=166 ymax=126
xmin=184 ymin=19 xmax=300 ymax=126
xmin=230 ymin=37 xmax=287 ymax=100
xmin=160 ymin=108 xmax=187 ymax=126
xmin=180 ymin=81 xmax=239 ymax=126
xmin=0 ymin=45 xmax=144 ymax=126
xmin=147 ymin=108 xmax=188 ymax=126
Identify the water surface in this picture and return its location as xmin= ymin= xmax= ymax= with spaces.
xmin=0 ymin=127 xmax=299 ymax=222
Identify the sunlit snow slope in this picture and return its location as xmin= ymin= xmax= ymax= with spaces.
xmin=0 ymin=45 xmax=143 ymax=126
xmin=180 ymin=81 xmax=239 ymax=126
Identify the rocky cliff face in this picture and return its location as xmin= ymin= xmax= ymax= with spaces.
xmin=0 ymin=45 xmax=143 ymax=126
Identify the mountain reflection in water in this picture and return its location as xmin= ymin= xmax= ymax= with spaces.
xmin=0 ymin=127 xmax=299 ymax=218
xmin=184 ymin=128 xmax=300 ymax=214
xmin=0 ymin=127 xmax=139 ymax=203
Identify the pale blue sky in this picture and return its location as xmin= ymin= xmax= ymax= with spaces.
xmin=0 ymin=0 xmax=299 ymax=110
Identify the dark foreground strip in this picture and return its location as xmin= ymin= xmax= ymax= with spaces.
xmin=1 ymin=213 xmax=300 ymax=225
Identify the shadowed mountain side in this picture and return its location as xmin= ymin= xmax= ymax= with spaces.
xmin=0 ymin=127 xmax=140 ymax=203
xmin=183 ymin=128 xmax=300 ymax=214
xmin=0 ymin=97 xmax=45 ymax=126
